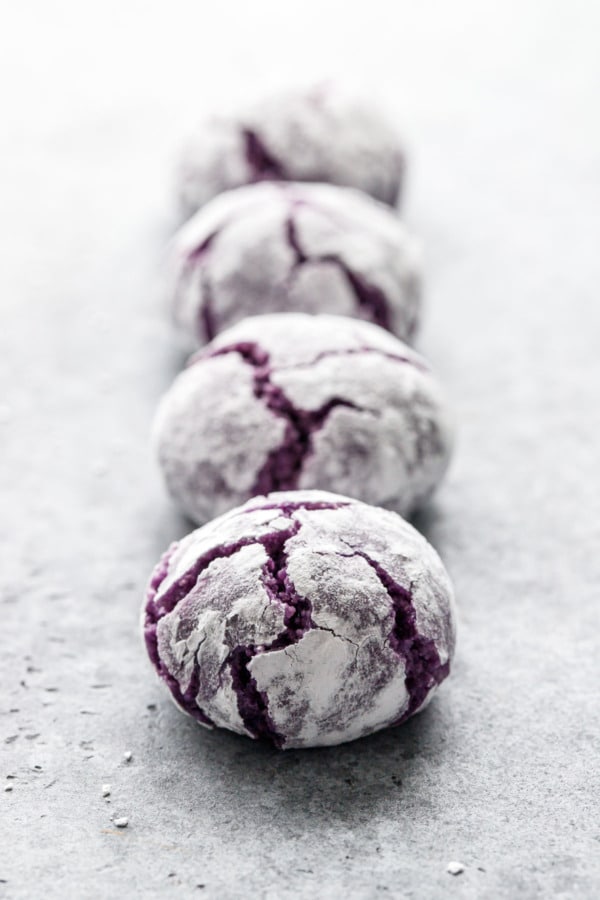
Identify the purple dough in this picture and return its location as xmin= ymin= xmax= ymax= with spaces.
xmin=176 ymin=84 xmax=405 ymax=218
xmin=154 ymin=313 xmax=453 ymax=525
xmin=142 ymin=490 xmax=456 ymax=749
xmin=170 ymin=181 xmax=421 ymax=346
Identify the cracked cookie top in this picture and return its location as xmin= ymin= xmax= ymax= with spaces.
xmin=143 ymin=490 xmax=456 ymax=749
xmin=153 ymin=313 xmax=453 ymax=524
xmin=170 ymin=181 xmax=421 ymax=346
xmin=176 ymin=84 xmax=405 ymax=218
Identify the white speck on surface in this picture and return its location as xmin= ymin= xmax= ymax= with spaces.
xmin=101 ymin=784 xmax=111 ymax=797
xmin=123 ymin=751 xmax=132 ymax=762
xmin=447 ymin=861 xmax=465 ymax=876
xmin=114 ymin=817 xmax=129 ymax=828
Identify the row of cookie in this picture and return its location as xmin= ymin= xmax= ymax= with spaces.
xmin=157 ymin=85 xmax=452 ymax=523
xmin=142 ymin=86 xmax=457 ymax=749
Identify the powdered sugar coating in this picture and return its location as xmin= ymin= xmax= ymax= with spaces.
xmin=143 ymin=490 xmax=456 ymax=749
xmin=177 ymin=84 xmax=405 ymax=219
xmin=154 ymin=314 xmax=453 ymax=525
xmin=171 ymin=181 xmax=421 ymax=346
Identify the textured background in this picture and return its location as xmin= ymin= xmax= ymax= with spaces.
xmin=1 ymin=1 xmax=599 ymax=897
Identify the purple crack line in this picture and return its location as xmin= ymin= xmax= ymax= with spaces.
xmin=189 ymin=231 xmax=221 ymax=343
xmin=145 ymin=537 xmax=265 ymax=728
xmin=190 ymin=342 xmax=427 ymax=375
xmin=272 ymin=346 xmax=429 ymax=375
xmin=199 ymin=268 xmax=216 ymax=342
xmin=145 ymin=536 xmax=263 ymax=625
xmin=243 ymin=122 xmax=402 ymax=207
xmin=194 ymin=338 xmax=438 ymax=488
xmin=228 ymin=645 xmax=276 ymax=741
xmin=321 ymin=255 xmax=393 ymax=331
xmin=282 ymin=204 xmax=398 ymax=332
xmin=228 ymin=519 xmax=362 ymax=743
xmin=226 ymin=516 xmax=314 ymax=746
xmin=251 ymin=394 xmax=363 ymax=495
xmin=144 ymin=511 xmax=316 ymax=744
xmin=242 ymin=128 xmax=287 ymax=180
xmin=204 ymin=340 xmax=364 ymax=493
xmin=286 ymin=213 xmax=308 ymax=264
xmin=240 ymin=498 xmax=352 ymax=515
xmin=346 ymin=548 xmax=450 ymax=723
xmin=174 ymin=229 xmax=221 ymax=343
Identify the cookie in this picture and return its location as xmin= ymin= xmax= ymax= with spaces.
xmin=171 ymin=181 xmax=421 ymax=345
xmin=143 ymin=490 xmax=456 ymax=748
xmin=154 ymin=314 xmax=453 ymax=524
xmin=177 ymin=84 xmax=404 ymax=217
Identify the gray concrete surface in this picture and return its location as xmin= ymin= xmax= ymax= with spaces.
xmin=1 ymin=1 xmax=599 ymax=897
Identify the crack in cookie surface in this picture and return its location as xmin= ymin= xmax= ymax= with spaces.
xmin=281 ymin=205 xmax=395 ymax=331
xmin=226 ymin=517 xmax=312 ymax=746
xmin=273 ymin=345 xmax=428 ymax=374
xmin=145 ymin=511 xmax=316 ymax=745
xmin=145 ymin=537 xmax=264 ymax=728
xmin=347 ymin=548 xmax=449 ymax=722
xmin=204 ymin=341 xmax=363 ymax=493
xmin=242 ymin=128 xmax=286 ymax=180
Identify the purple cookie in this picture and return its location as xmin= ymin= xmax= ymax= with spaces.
xmin=142 ymin=490 xmax=456 ymax=749
xmin=176 ymin=84 xmax=405 ymax=218
xmin=171 ymin=181 xmax=421 ymax=346
xmin=154 ymin=314 xmax=453 ymax=525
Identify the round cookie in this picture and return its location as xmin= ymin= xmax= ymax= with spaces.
xmin=171 ymin=181 xmax=421 ymax=346
xmin=143 ymin=490 xmax=456 ymax=749
xmin=154 ymin=314 xmax=453 ymax=524
xmin=176 ymin=84 xmax=405 ymax=218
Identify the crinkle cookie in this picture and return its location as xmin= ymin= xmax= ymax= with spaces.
xmin=143 ymin=490 xmax=456 ymax=749
xmin=154 ymin=314 xmax=453 ymax=524
xmin=176 ymin=84 xmax=405 ymax=218
xmin=171 ymin=181 xmax=421 ymax=346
